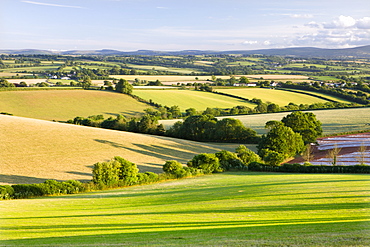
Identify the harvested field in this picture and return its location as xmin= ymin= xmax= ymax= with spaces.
xmin=0 ymin=115 xmax=239 ymax=185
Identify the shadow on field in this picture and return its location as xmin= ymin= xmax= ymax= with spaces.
xmin=0 ymin=174 xmax=48 ymax=185
xmin=1 ymin=219 xmax=368 ymax=246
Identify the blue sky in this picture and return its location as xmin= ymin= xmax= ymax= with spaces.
xmin=1 ymin=0 xmax=370 ymax=51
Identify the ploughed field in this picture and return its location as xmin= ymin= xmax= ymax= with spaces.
xmin=1 ymin=172 xmax=369 ymax=246
xmin=0 ymin=115 xmax=238 ymax=185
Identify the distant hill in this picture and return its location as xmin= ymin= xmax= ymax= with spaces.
xmin=1 ymin=45 xmax=370 ymax=58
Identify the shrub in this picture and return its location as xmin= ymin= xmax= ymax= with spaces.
xmin=235 ymin=145 xmax=261 ymax=165
xmin=163 ymin=160 xmax=183 ymax=174
xmin=187 ymin=153 xmax=221 ymax=174
xmin=92 ymin=161 xmax=121 ymax=187
xmin=114 ymin=156 xmax=139 ymax=185
xmin=0 ymin=185 xmax=14 ymax=199
xmin=215 ymin=150 xmax=245 ymax=171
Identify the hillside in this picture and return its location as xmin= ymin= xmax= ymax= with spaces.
xmin=0 ymin=90 xmax=149 ymax=121
xmin=0 ymin=115 xmax=238 ymax=185
xmin=1 ymin=45 xmax=370 ymax=58
xmin=2 ymin=172 xmax=369 ymax=246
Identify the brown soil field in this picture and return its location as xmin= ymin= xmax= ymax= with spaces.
xmin=289 ymin=133 xmax=370 ymax=165
xmin=0 ymin=115 xmax=239 ymax=185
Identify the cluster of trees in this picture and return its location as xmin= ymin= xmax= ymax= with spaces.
xmin=167 ymin=115 xmax=258 ymax=143
xmin=257 ymin=111 xmax=322 ymax=165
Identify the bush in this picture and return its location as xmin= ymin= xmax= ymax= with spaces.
xmin=114 ymin=156 xmax=139 ymax=186
xmin=235 ymin=145 xmax=261 ymax=165
xmin=215 ymin=150 xmax=245 ymax=171
xmin=187 ymin=153 xmax=222 ymax=174
xmin=0 ymin=185 xmax=14 ymax=199
xmin=163 ymin=160 xmax=183 ymax=174
xmin=92 ymin=161 xmax=121 ymax=187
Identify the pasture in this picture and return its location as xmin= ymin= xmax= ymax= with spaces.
xmin=0 ymin=115 xmax=238 ymax=185
xmin=215 ymin=88 xmax=335 ymax=106
xmin=133 ymin=89 xmax=256 ymax=110
xmin=160 ymin=107 xmax=370 ymax=135
xmin=0 ymin=90 xmax=150 ymax=121
xmin=1 ymin=172 xmax=369 ymax=246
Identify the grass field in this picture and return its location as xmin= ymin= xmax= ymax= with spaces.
xmin=1 ymin=172 xmax=369 ymax=246
xmin=216 ymin=88 xmax=334 ymax=106
xmin=133 ymin=89 xmax=256 ymax=110
xmin=281 ymin=88 xmax=357 ymax=104
xmin=0 ymin=115 xmax=239 ymax=185
xmin=160 ymin=107 xmax=370 ymax=135
xmin=0 ymin=90 xmax=150 ymax=121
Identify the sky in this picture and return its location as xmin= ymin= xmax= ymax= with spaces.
xmin=1 ymin=0 xmax=370 ymax=51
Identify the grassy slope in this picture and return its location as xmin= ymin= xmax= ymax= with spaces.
xmin=133 ymin=89 xmax=256 ymax=111
xmin=216 ymin=88 xmax=354 ymax=105
xmin=160 ymin=107 xmax=370 ymax=135
xmin=0 ymin=90 xmax=150 ymax=121
xmin=0 ymin=115 xmax=239 ymax=185
xmin=1 ymin=172 xmax=369 ymax=246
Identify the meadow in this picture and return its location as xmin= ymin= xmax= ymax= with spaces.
xmin=0 ymin=90 xmax=150 ymax=121
xmin=215 ymin=88 xmax=337 ymax=106
xmin=1 ymin=172 xmax=369 ymax=246
xmin=0 ymin=115 xmax=238 ymax=185
xmin=133 ymin=89 xmax=256 ymax=110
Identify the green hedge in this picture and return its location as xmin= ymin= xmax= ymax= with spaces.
xmin=248 ymin=162 xmax=370 ymax=174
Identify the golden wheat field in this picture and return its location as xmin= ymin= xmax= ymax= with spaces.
xmin=0 ymin=115 xmax=238 ymax=185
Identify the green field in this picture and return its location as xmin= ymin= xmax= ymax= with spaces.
xmin=0 ymin=90 xmax=150 ymax=121
xmin=160 ymin=107 xmax=370 ymax=135
xmin=1 ymin=172 xmax=369 ymax=246
xmin=216 ymin=88 xmax=354 ymax=105
xmin=133 ymin=89 xmax=256 ymax=110
xmin=280 ymin=88 xmax=358 ymax=104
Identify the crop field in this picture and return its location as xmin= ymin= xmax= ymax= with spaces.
xmin=111 ymin=75 xmax=232 ymax=82
xmin=216 ymin=88 xmax=334 ymax=106
xmin=0 ymin=90 xmax=150 ymax=121
xmin=0 ymin=115 xmax=238 ymax=185
xmin=160 ymin=107 xmax=370 ymax=135
xmin=133 ymin=89 xmax=256 ymax=110
xmin=1 ymin=172 xmax=369 ymax=246
xmin=280 ymin=88 xmax=357 ymax=104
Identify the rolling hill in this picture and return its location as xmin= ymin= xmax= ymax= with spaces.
xmin=0 ymin=115 xmax=239 ymax=185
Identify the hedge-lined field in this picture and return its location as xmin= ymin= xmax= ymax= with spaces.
xmin=0 ymin=90 xmax=150 ymax=121
xmin=0 ymin=115 xmax=238 ymax=185
xmin=1 ymin=172 xmax=369 ymax=246
xmin=160 ymin=107 xmax=370 ymax=135
xmin=133 ymin=89 xmax=256 ymax=111
xmin=216 ymin=88 xmax=354 ymax=105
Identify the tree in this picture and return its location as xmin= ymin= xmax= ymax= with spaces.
xmin=114 ymin=156 xmax=139 ymax=185
xmin=215 ymin=150 xmax=244 ymax=170
xmin=302 ymin=144 xmax=315 ymax=163
xmin=257 ymin=124 xmax=305 ymax=160
xmin=0 ymin=79 xmax=15 ymax=88
xmin=212 ymin=118 xmax=257 ymax=142
xmin=187 ymin=153 xmax=221 ymax=174
xmin=163 ymin=160 xmax=183 ymax=174
xmin=262 ymin=149 xmax=285 ymax=166
xmin=239 ymin=76 xmax=249 ymax=84
xmin=326 ymin=144 xmax=341 ymax=166
xmin=115 ymin=78 xmax=133 ymax=94
xmin=81 ymin=75 xmax=91 ymax=89
xmin=235 ymin=145 xmax=261 ymax=165
xmin=281 ymin=111 xmax=322 ymax=144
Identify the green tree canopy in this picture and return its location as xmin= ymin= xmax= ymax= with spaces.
xmin=281 ymin=111 xmax=322 ymax=144
xmin=257 ymin=124 xmax=305 ymax=160
xmin=115 ymin=78 xmax=133 ymax=94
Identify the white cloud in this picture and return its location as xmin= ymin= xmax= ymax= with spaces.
xmin=22 ymin=1 xmax=84 ymax=9
xmin=357 ymin=17 xmax=370 ymax=29
xmin=289 ymin=14 xmax=313 ymax=19
xmin=263 ymin=40 xmax=271 ymax=46
xmin=323 ymin=15 xmax=356 ymax=29
xmin=243 ymin=40 xmax=258 ymax=45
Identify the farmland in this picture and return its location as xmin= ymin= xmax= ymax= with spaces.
xmin=0 ymin=115 xmax=238 ymax=185
xmin=215 ymin=88 xmax=343 ymax=106
xmin=133 ymin=89 xmax=256 ymax=110
xmin=160 ymin=107 xmax=370 ymax=135
xmin=1 ymin=172 xmax=369 ymax=246
xmin=0 ymin=90 xmax=150 ymax=121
